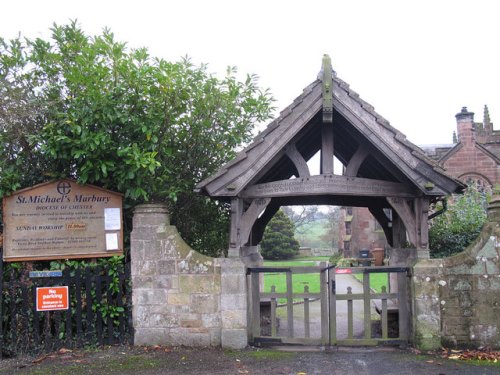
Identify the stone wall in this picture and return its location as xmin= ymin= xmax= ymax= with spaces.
xmin=298 ymin=247 xmax=335 ymax=257
xmin=130 ymin=204 xmax=247 ymax=349
xmin=412 ymin=198 xmax=500 ymax=350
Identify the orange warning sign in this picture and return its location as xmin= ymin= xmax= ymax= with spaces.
xmin=36 ymin=286 xmax=69 ymax=311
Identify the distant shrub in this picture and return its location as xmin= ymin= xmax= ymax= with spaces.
xmin=429 ymin=184 xmax=488 ymax=258
xmin=260 ymin=210 xmax=300 ymax=260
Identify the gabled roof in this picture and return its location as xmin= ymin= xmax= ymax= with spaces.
xmin=196 ymin=65 xmax=464 ymax=199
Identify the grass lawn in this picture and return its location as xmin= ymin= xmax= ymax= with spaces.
xmin=262 ymin=257 xmax=390 ymax=294
xmin=353 ymin=273 xmax=390 ymax=293
xmin=262 ymin=258 xmax=328 ymax=295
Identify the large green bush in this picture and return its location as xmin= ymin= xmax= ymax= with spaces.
xmin=0 ymin=21 xmax=274 ymax=257
xmin=429 ymin=184 xmax=488 ymax=258
xmin=260 ymin=210 xmax=300 ymax=260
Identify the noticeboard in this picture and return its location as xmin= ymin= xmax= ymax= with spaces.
xmin=2 ymin=179 xmax=123 ymax=261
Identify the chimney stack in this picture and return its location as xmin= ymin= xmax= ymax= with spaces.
xmin=455 ymin=107 xmax=475 ymax=145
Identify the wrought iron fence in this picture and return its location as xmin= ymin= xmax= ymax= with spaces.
xmin=0 ymin=254 xmax=133 ymax=357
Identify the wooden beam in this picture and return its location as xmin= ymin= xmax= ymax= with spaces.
xmin=387 ymin=197 xmax=417 ymax=248
xmin=321 ymin=124 xmax=334 ymax=175
xmin=251 ymin=202 xmax=280 ymax=245
xmin=241 ymin=175 xmax=416 ymax=199
xmin=239 ymin=198 xmax=271 ymax=247
xmin=416 ymin=197 xmax=430 ymax=249
xmin=368 ymin=207 xmax=393 ymax=247
xmin=229 ymin=198 xmax=243 ymax=257
xmin=345 ymin=145 xmax=369 ymax=177
xmin=285 ymin=144 xmax=310 ymax=178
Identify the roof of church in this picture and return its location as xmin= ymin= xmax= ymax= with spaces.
xmin=196 ymin=59 xmax=464 ymax=199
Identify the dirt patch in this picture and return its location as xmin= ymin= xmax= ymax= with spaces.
xmin=1 ymin=345 xmax=499 ymax=375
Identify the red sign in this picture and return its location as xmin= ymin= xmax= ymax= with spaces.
xmin=335 ymin=268 xmax=352 ymax=274
xmin=36 ymin=286 xmax=69 ymax=311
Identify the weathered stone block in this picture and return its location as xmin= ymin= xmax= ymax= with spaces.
xmin=449 ymin=278 xmax=472 ymax=291
xmin=191 ymin=294 xmax=219 ymax=314
xmin=179 ymin=275 xmax=220 ymax=294
xmin=149 ymin=313 xmax=179 ymax=328
xmin=221 ymin=329 xmax=247 ymax=349
xmin=221 ymin=294 xmax=246 ymax=311
xmin=221 ymin=310 xmax=246 ymax=329
xmin=159 ymin=240 xmax=178 ymax=259
xmin=168 ymin=330 xmax=212 ymax=347
xmin=202 ymin=313 xmax=222 ymax=328
xmin=167 ymin=293 xmax=190 ymax=305
xmin=132 ymin=305 xmax=150 ymax=328
xmin=158 ymin=261 xmax=177 ymax=275
xmin=470 ymin=325 xmax=498 ymax=346
xmin=132 ymin=260 xmax=157 ymax=277
xmin=221 ymin=273 xmax=246 ymax=295
xmin=134 ymin=328 xmax=170 ymax=346
xmin=133 ymin=289 xmax=167 ymax=305
xmin=154 ymin=275 xmax=176 ymax=289
xmin=132 ymin=276 xmax=153 ymax=289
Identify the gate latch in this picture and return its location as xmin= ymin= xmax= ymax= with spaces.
xmin=331 ymin=280 xmax=336 ymax=294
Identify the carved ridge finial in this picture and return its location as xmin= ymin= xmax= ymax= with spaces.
xmin=322 ymin=54 xmax=333 ymax=123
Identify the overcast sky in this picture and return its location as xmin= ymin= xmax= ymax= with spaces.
xmin=2 ymin=0 xmax=499 ymax=146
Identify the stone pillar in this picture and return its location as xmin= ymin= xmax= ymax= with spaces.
xmin=219 ymin=258 xmax=248 ymax=349
xmin=412 ymin=259 xmax=443 ymax=350
xmin=131 ymin=204 xmax=172 ymax=345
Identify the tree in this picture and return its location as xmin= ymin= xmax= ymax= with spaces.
xmin=282 ymin=205 xmax=319 ymax=229
xmin=260 ymin=209 xmax=300 ymax=260
xmin=429 ymin=184 xmax=488 ymax=258
xmin=0 ymin=21 xmax=274 ymax=256
xmin=320 ymin=206 xmax=340 ymax=249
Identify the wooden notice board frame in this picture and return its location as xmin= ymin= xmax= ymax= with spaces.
xmin=3 ymin=179 xmax=124 ymax=261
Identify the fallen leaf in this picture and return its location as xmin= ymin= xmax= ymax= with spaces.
xmin=33 ymin=355 xmax=49 ymax=364
xmin=58 ymin=348 xmax=72 ymax=354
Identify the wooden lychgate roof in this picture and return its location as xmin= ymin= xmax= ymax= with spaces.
xmin=196 ymin=56 xmax=464 ymax=207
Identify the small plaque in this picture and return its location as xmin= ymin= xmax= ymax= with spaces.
xmin=29 ymin=270 xmax=63 ymax=278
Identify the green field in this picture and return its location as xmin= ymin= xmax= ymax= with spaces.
xmin=295 ymin=219 xmax=331 ymax=248
xmin=262 ymin=258 xmax=388 ymax=294
xmin=353 ymin=273 xmax=390 ymax=293
xmin=262 ymin=258 xmax=328 ymax=294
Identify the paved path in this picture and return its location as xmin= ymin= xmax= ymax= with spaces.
xmin=277 ymin=274 xmax=371 ymax=340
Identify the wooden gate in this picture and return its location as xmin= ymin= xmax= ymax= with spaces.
xmin=247 ymin=265 xmax=410 ymax=347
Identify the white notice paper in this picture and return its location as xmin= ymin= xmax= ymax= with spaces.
xmin=106 ymin=233 xmax=119 ymax=250
xmin=104 ymin=208 xmax=121 ymax=230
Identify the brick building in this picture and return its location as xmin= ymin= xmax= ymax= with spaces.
xmin=341 ymin=106 xmax=499 ymax=257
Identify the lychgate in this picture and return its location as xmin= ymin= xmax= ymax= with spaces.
xmin=196 ymin=55 xmax=465 ymax=346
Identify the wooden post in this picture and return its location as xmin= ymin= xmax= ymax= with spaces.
xmin=251 ymin=271 xmax=261 ymax=340
xmin=398 ymin=271 xmax=409 ymax=346
xmin=270 ymin=286 xmax=277 ymax=337
xmin=304 ymin=285 xmax=310 ymax=338
xmin=381 ymin=286 xmax=388 ymax=339
xmin=286 ymin=272 xmax=294 ymax=338
xmin=320 ymin=265 xmax=329 ymax=345
xmin=229 ymin=198 xmax=243 ymax=257
xmin=328 ymin=269 xmax=337 ymax=345
xmin=347 ymin=287 xmax=353 ymax=339
xmin=363 ymin=272 xmax=371 ymax=339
